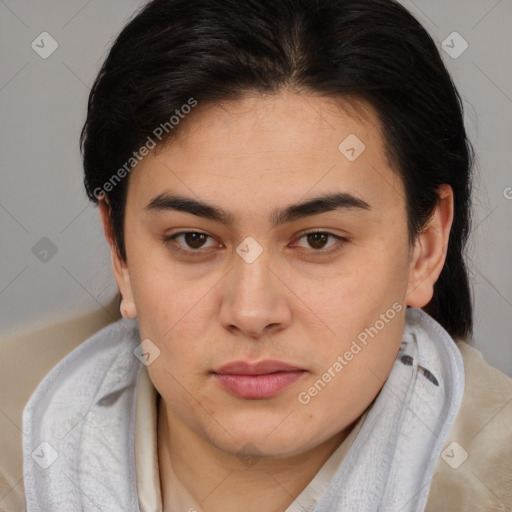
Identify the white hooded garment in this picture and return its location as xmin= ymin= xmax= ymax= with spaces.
xmin=22 ymin=307 xmax=464 ymax=512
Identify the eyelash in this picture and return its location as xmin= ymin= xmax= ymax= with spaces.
xmin=161 ymin=230 xmax=349 ymax=258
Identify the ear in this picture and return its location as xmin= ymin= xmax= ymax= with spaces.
xmin=406 ymin=185 xmax=454 ymax=308
xmin=98 ymin=198 xmax=137 ymax=318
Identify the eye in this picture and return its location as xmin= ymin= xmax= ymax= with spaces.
xmin=162 ymin=230 xmax=348 ymax=258
xmin=291 ymin=231 xmax=348 ymax=253
xmin=162 ymin=231 xmax=220 ymax=256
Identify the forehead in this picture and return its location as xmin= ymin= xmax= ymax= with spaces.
xmin=126 ymin=90 xmax=404 ymax=217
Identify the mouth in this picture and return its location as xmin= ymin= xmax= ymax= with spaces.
xmin=212 ymin=360 xmax=307 ymax=399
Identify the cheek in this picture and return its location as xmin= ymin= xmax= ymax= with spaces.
xmin=144 ymin=325 xmax=215 ymax=430
xmin=298 ymin=248 xmax=409 ymax=335
xmin=294 ymin=304 xmax=406 ymax=441
xmin=290 ymin=245 xmax=409 ymax=401
xmin=129 ymin=253 xmax=214 ymax=344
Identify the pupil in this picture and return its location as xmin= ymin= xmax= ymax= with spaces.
xmin=186 ymin=233 xmax=206 ymax=248
xmin=308 ymin=233 xmax=327 ymax=249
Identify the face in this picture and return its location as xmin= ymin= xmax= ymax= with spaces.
xmin=105 ymin=90 xmax=448 ymax=459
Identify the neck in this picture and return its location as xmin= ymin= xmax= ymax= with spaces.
xmin=157 ymin=398 xmax=356 ymax=512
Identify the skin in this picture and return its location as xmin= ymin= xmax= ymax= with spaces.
xmin=99 ymin=90 xmax=453 ymax=512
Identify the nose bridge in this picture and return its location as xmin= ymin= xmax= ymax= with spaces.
xmin=237 ymin=247 xmax=269 ymax=290
xmin=219 ymin=239 xmax=291 ymax=336
xmin=231 ymin=241 xmax=274 ymax=305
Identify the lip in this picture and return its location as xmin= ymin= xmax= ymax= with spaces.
xmin=212 ymin=359 xmax=306 ymax=399
xmin=215 ymin=359 xmax=303 ymax=375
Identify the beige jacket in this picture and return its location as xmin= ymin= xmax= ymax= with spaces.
xmin=1 ymin=302 xmax=511 ymax=511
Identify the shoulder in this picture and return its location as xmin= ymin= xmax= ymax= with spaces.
xmin=426 ymin=339 xmax=512 ymax=511
xmin=0 ymin=301 xmax=121 ymax=511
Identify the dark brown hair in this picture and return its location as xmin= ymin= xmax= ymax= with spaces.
xmin=81 ymin=0 xmax=474 ymax=338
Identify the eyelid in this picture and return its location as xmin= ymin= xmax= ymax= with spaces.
xmin=162 ymin=229 xmax=349 ymax=257
xmin=162 ymin=231 xmax=222 ymax=256
xmin=290 ymin=230 xmax=349 ymax=254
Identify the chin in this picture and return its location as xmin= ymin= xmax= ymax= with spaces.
xmin=220 ymin=433 xmax=310 ymax=460
xmin=199 ymin=412 xmax=319 ymax=459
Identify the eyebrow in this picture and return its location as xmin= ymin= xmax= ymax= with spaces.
xmin=143 ymin=191 xmax=371 ymax=226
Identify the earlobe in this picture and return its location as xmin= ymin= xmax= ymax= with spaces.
xmin=98 ymin=198 xmax=137 ymax=319
xmin=406 ymin=185 xmax=454 ymax=308
xmin=120 ymin=297 xmax=137 ymax=319
xmin=115 ymin=261 xmax=138 ymax=319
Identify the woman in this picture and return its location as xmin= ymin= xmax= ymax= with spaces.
xmin=20 ymin=0 xmax=512 ymax=510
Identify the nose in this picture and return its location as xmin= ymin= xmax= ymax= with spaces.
xmin=219 ymin=246 xmax=292 ymax=339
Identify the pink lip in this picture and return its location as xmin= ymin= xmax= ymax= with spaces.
xmin=213 ymin=360 xmax=306 ymax=399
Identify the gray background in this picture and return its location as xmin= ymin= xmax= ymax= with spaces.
xmin=1 ymin=0 xmax=511 ymax=376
